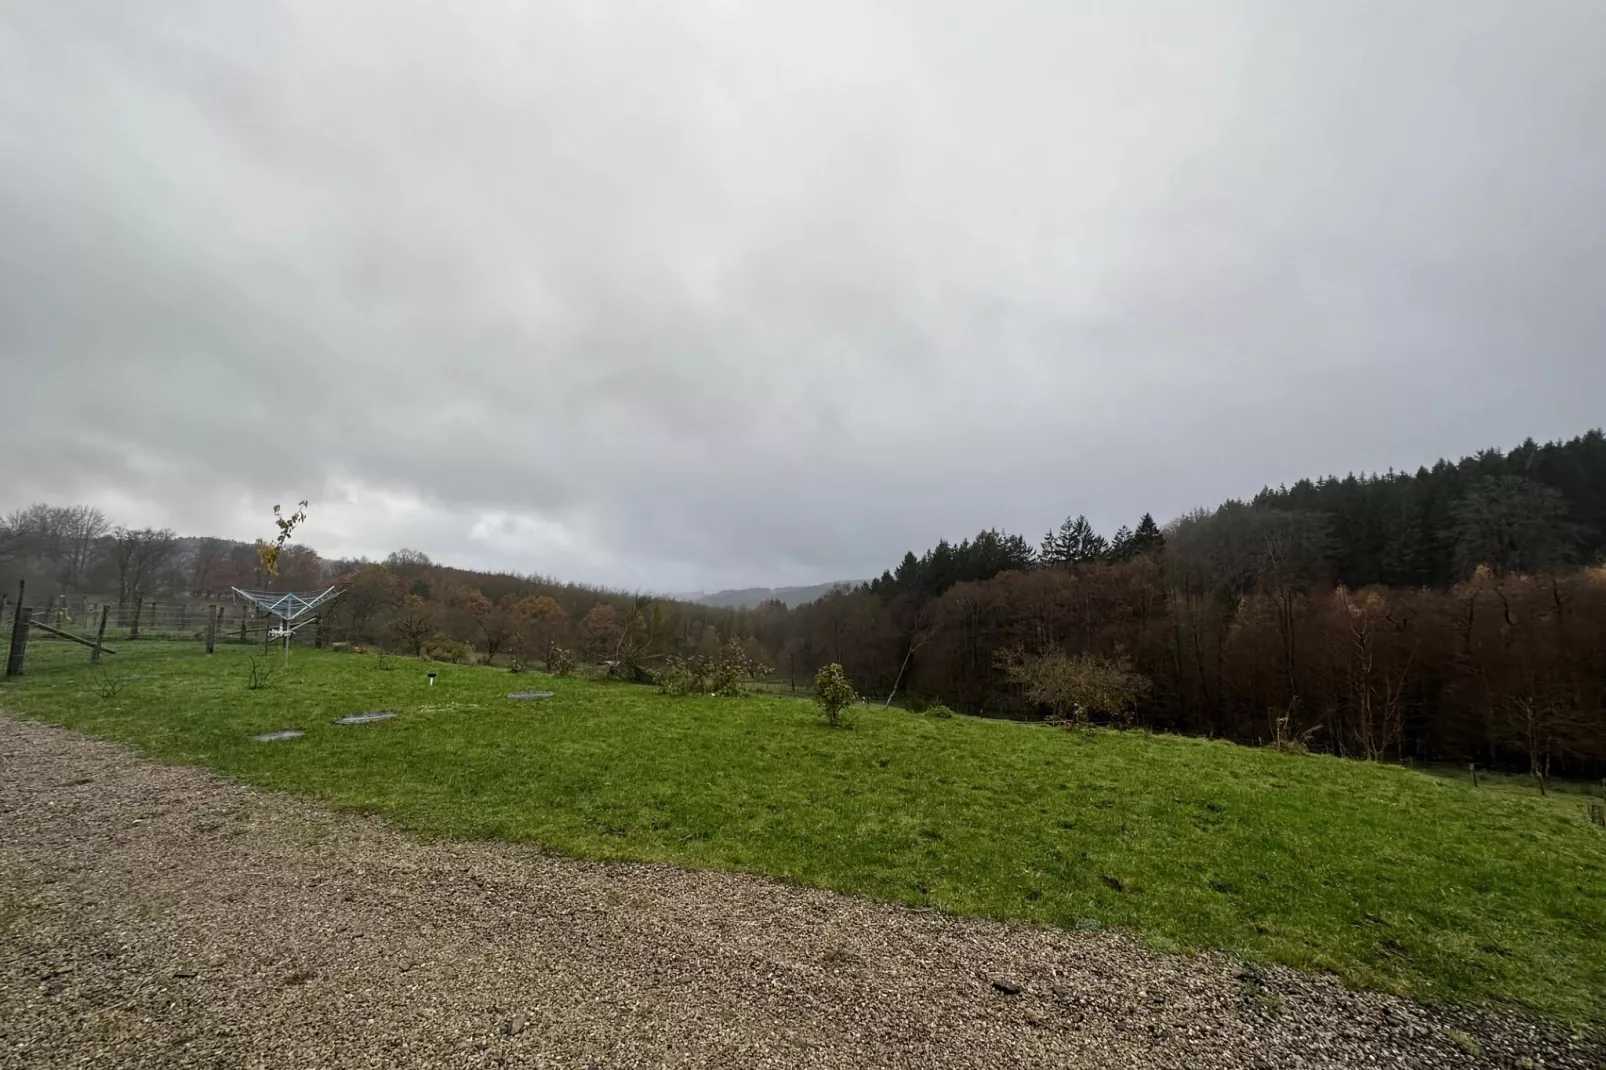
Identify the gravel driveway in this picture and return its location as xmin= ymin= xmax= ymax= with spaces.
xmin=0 ymin=714 xmax=1596 ymax=1069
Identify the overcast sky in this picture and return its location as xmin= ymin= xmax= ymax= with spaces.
xmin=3 ymin=1 xmax=1604 ymax=592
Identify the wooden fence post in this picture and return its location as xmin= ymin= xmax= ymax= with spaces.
xmin=314 ymin=615 xmax=325 ymax=649
xmin=179 ymin=604 xmax=188 ymax=631
xmin=91 ymin=605 xmax=109 ymax=665
xmin=130 ymin=597 xmax=143 ymax=640
xmin=10 ymin=580 xmax=24 ymax=635
xmin=206 ymin=605 xmax=218 ymax=654
xmin=239 ymin=612 xmax=247 ymax=643
xmin=5 ymin=608 xmax=31 ymax=677
xmin=149 ymin=601 xmax=158 ymax=636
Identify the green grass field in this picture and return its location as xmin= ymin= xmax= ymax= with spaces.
xmin=3 ymin=641 xmax=1603 ymax=1025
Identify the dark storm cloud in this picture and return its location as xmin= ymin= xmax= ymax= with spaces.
xmin=4 ymin=1 xmax=1604 ymax=590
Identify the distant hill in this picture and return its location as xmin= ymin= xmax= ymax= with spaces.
xmin=689 ymin=581 xmax=863 ymax=610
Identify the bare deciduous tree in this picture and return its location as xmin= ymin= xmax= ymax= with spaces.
xmin=1497 ymin=687 xmax=1592 ymax=795
xmin=389 ymin=593 xmax=440 ymax=656
xmin=452 ymin=587 xmax=519 ymax=665
xmin=886 ymin=597 xmax=939 ymax=708
xmin=579 ymin=603 xmax=623 ymax=659
xmin=56 ymin=505 xmax=109 ymax=590
xmin=334 ymin=564 xmax=402 ymax=642
xmin=1451 ymin=476 xmax=1580 ymax=578
xmin=0 ymin=509 xmax=30 ymax=563
xmin=189 ymin=537 xmax=230 ymax=596
xmin=513 ymin=594 xmax=569 ymax=670
xmin=1335 ymin=587 xmax=1416 ymax=761
xmin=995 ymin=646 xmax=1151 ymax=725
xmin=111 ymin=526 xmax=179 ymax=610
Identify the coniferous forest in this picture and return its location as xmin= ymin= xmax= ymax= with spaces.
xmin=764 ymin=430 xmax=1606 ymax=780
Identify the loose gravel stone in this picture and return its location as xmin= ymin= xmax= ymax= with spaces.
xmin=1 ymin=714 xmax=1600 ymax=1069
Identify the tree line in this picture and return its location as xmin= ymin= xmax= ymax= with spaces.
xmin=0 ymin=514 xmax=757 ymax=679
xmin=0 ymin=505 xmax=326 ymax=614
xmin=751 ymin=430 xmax=1606 ymax=783
xmin=4 ymin=429 xmax=1603 ymax=779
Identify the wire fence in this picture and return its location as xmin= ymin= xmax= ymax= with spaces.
xmin=1 ymin=594 xmax=325 ymax=648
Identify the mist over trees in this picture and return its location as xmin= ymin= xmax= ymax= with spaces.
xmin=3 ymin=429 xmax=1603 ymax=778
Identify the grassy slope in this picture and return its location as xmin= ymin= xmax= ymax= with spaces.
xmin=3 ymin=642 xmax=1603 ymax=1025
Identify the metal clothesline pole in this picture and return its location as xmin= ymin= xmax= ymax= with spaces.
xmin=230 ymin=587 xmax=341 ymax=667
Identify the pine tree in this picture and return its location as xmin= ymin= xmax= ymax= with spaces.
xmin=1066 ymin=515 xmax=1107 ymax=563
xmin=998 ymin=531 xmax=1038 ymax=572
xmin=1129 ymin=513 xmax=1165 ymax=558
xmin=1107 ymin=525 xmax=1135 ymax=562
xmin=1248 ymin=429 xmax=1606 ymax=586
xmin=1040 ymin=521 xmax=1070 ymax=566
xmin=1041 ymin=515 xmax=1107 ymax=567
xmin=893 ymin=551 xmax=921 ymax=590
xmin=1380 ymin=491 xmax=1429 ymax=588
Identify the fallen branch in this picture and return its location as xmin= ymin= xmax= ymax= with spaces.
xmin=28 ymin=618 xmax=117 ymax=654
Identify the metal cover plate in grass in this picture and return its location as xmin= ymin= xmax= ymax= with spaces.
xmin=253 ymin=730 xmax=304 ymax=742
xmin=335 ymin=710 xmax=397 ymax=725
xmin=507 ymin=691 xmax=555 ymax=700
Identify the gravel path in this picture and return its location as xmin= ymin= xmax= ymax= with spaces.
xmin=1 ymin=715 xmax=1597 ymax=1069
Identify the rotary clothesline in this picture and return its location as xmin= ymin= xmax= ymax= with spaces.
xmin=231 ymin=586 xmax=341 ymax=662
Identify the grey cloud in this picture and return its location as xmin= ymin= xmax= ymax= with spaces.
xmin=4 ymin=0 xmax=1604 ymax=589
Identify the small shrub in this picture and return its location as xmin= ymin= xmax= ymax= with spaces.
xmin=246 ymin=655 xmax=275 ymax=691
xmin=1268 ymin=707 xmax=1321 ymax=754
xmin=656 ymin=640 xmax=767 ymax=697
xmin=711 ymin=636 xmax=768 ymax=697
xmin=656 ymin=656 xmax=697 ymax=695
xmin=904 ymin=695 xmax=931 ymax=713
xmin=548 ymin=646 xmax=575 ymax=676
xmin=813 ymin=663 xmax=858 ymax=728
xmin=924 ymin=703 xmax=956 ymax=719
xmin=995 ymin=647 xmax=1150 ymax=725
xmin=89 ymin=664 xmax=131 ymax=699
xmin=421 ymin=638 xmax=471 ymax=664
